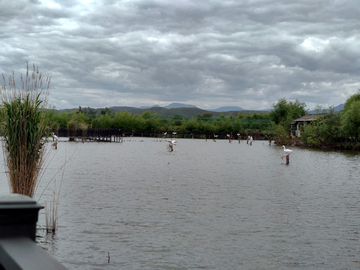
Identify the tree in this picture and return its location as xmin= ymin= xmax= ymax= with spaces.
xmin=269 ymin=98 xmax=307 ymax=125
xmin=197 ymin=113 xmax=213 ymax=119
xmin=141 ymin=110 xmax=152 ymax=117
xmin=52 ymin=111 xmax=71 ymax=128
xmin=341 ymin=90 xmax=360 ymax=142
xmin=342 ymin=100 xmax=360 ymax=141
xmin=172 ymin=114 xmax=183 ymax=126
xmin=316 ymin=107 xmax=342 ymax=144
xmin=273 ymin=124 xmax=289 ymax=145
xmin=183 ymin=118 xmax=199 ymax=132
xmin=343 ymin=89 xmax=360 ymax=112
xmin=237 ymin=112 xmax=245 ymax=119
xmin=76 ymin=106 xmax=84 ymax=114
xmin=92 ymin=114 xmax=113 ymax=129
xmin=100 ymin=107 xmax=112 ymax=115
xmin=83 ymin=107 xmax=97 ymax=115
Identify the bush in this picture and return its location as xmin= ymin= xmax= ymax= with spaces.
xmin=1 ymin=63 xmax=51 ymax=197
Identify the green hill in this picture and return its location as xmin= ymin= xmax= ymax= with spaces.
xmin=55 ymin=106 xmax=268 ymax=118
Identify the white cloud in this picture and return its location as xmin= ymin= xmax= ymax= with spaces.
xmin=1 ymin=0 xmax=359 ymax=110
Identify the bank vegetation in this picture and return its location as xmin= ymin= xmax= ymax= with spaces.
xmin=45 ymin=90 xmax=360 ymax=151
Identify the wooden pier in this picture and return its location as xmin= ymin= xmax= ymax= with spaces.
xmin=55 ymin=128 xmax=123 ymax=142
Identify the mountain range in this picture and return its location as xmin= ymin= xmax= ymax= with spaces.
xmin=127 ymin=102 xmax=344 ymax=113
xmin=308 ymin=103 xmax=344 ymax=114
xmin=58 ymin=102 xmax=344 ymax=117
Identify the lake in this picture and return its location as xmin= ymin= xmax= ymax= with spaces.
xmin=1 ymin=137 xmax=360 ymax=269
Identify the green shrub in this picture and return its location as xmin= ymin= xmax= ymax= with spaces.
xmin=1 ymin=63 xmax=51 ymax=197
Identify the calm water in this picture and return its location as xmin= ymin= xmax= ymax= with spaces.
xmin=1 ymin=138 xmax=360 ymax=269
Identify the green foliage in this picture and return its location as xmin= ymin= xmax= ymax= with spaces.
xmin=197 ymin=113 xmax=213 ymax=118
xmin=342 ymin=100 xmax=360 ymax=140
xmin=100 ymin=107 xmax=112 ymax=115
xmin=233 ymin=120 xmax=243 ymax=132
xmin=52 ymin=111 xmax=71 ymax=128
xmin=216 ymin=119 xmax=233 ymax=133
xmin=91 ymin=115 xmax=112 ymax=129
xmin=343 ymin=89 xmax=360 ymax=113
xmin=172 ymin=114 xmax=183 ymax=126
xmin=341 ymin=90 xmax=360 ymax=141
xmin=317 ymin=110 xmax=342 ymax=143
xmin=83 ymin=106 xmax=97 ymax=115
xmin=300 ymin=124 xmax=322 ymax=147
xmin=38 ymin=92 xmax=360 ymax=150
xmin=142 ymin=110 xmax=152 ymax=116
xmin=183 ymin=118 xmax=198 ymax=132
xmin=273 ymin=124 xmax=289 ymax=145
xmin=269 ymin=98 xmax=307 ymax=126
xmin=1 ymin=63 xmax=51 ymax=197
xmin=300 ymin=107 xmax=342 ymax=146
xmin=237 ymin=112 xmax=245 ymax=119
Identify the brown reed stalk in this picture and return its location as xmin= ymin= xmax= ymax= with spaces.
xmin=45 ymin=190 xmax=58 ymax=234
xmin=41 ymin=148 xmax=75 ymax=234
xmin=0 ymin=62 xmax=51 ymax=198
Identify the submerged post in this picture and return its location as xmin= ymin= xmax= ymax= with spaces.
xmin=0 ymin=194 xmax=67 ymax=270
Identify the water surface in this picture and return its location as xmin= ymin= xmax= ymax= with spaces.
xmin=1 ymin=138 xmax=359 ymax=269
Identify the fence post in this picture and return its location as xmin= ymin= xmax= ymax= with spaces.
xmin=0 ymin=194 xmax=68 ymax=269
xmin=0 ymin=194 xmax=43 ymax=241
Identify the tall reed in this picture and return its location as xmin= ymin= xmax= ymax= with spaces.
xmin=0 ymin=62 xmax=51 ymax=198
xmin=45 ymin=191 xmax=58 ymax=234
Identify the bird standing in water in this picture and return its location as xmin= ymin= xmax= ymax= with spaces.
xmin=52 ymin=132 xmax=58 ymax=149
xmin=282 ymin=145 xmax=293 ymax=156
xmin=166 ymin=140 xmax=177 ymax=152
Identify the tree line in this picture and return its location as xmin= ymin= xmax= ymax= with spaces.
xmin=272 ymin=90 xmax=360 ymax=150
xmin=45 ymin=89 xmax=360 ymax=150
xmin=46 ymin=108 xmax=274 ymax=136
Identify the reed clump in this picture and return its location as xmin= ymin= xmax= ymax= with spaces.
xmin=0 ymin=62 xmax=51 ymax=198
xmin=45 ymin=191 xmax=58 ymax=234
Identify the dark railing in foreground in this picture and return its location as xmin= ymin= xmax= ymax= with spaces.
xmin=0 ymin=194 xmax=67 ymax=270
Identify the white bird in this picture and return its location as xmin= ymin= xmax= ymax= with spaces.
xmin=282 ymin=145 xmax=293 ymax=156
xmin=172 ymin=132 xmax=177 ymax=135
xmin=166 ymin=140 xmax=176 ymax=152
xmin=52 ymin=132 xmax=58 ymax=141
xmin=213 ymin=133 xmax=218 ymax=138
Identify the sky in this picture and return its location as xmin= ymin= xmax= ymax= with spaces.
xmin=1 ymin=0 xmax=360 ymax=111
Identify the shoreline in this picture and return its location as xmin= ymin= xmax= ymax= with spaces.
xmin=281 ymin=138 xmax=360 ymax=152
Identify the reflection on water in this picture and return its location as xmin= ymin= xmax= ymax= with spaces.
xmin=1 ymin=138 xmax=360 ymax=269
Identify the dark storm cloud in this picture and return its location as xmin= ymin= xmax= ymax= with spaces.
xmin=0 ymin=0 xmax=359 ymax=110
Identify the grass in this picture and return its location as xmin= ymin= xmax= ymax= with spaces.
xmin=0 ymin=62 xmax=51 ymax=198
xmin=39 ymin=147 xmax=76 ymax=234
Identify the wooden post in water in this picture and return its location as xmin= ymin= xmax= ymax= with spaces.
xmin=286 ymin=155 xmax=289 ymax=164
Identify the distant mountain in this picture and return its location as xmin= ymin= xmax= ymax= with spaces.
xmin=54 ymin=103 xmax=274 ymax=118
xmin=164 ymin=103 xmax=197 ymax=109
xmin=308 ymin=104 xmax=344 ymax=114
xmin=211 ymin=106 xmax=244 ymax=112
xmin=334 ymin=104 xmax=344 ymax=111
xmin=140 ymin=105 xmax=160 ymax=109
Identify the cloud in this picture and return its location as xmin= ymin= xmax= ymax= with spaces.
xmin=1 ymin=0 xmax=359 ymax=110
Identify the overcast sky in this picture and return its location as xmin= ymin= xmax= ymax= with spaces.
xmin=1 ymin=0 xmax=359 ymax=111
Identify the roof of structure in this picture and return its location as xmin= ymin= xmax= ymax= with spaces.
xmin=291 ymin=114 xmax=319 ymax=124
